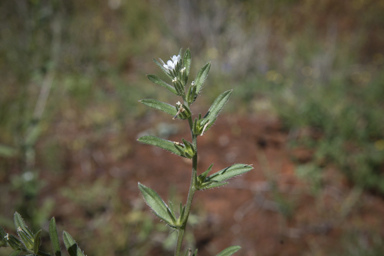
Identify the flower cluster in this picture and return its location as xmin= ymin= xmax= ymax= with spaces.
xmin=162 ymin=55 xmax=181 ymax=71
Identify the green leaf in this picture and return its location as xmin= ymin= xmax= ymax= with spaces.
xmin=194 ymin=62 xmax=211 ymax=94
xmin=183 ymin=49 xmax=191 ymax=77
xmin=14 ymin=212 xmax=34 ymax=242
xmin=63 ymin=231 xmax=85 ymax=256
xmin=0 ymin=144 xmax=17 ymax=157
xmin=16 ymin=228 xmax=33 ymax=250
xmin=49 ymin=218 xmax=61 ymax=256
xmin=137 ymin=135 xmax=183 ymax=157
xmin=200 ymin=164 xmax=253 ymax=190
xmin=153 ymin=59 xmax=173 ymax=79
xmin=147 ymin=74 xmax=178 ymax=95
xmin=140 ymin=99 xmax=177 ymax=117
xmin=198 ymin=164 xmax=214 ymax=182
xmin=33 ymin=229 xmax=42 ymax=254
xmin=138 ymin=183 xmax=177 ymax=227
xmin=216 ymin=246 xmax=241 ymax=256
xmin=201 ymin=90 xmax=232 ymax=132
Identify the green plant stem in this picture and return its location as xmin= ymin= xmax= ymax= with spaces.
xmin=175 ymin=115 xmax=198 ymax=256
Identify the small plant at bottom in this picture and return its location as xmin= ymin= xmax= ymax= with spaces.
xmin=137 ymin=49 xmax=253 ymax=256
xmin=0 ymin=212 xmax=86 ymax=256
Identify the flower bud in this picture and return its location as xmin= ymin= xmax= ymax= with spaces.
xmin=173 ymin=101 xmax=191 ymax=120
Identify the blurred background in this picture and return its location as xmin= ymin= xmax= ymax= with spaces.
xmin=1 ymin=0 xmax=384 ymax=255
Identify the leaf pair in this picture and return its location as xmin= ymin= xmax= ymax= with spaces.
xmin=196 ymin=164 xmax=254 ymax=190
xmin=139 ymin=90 xmax=233 ymax=155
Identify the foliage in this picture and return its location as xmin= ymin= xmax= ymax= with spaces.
xmin=0 ymin=0 xmax=383 ymax=255
xmin=137 ymin=49 xmax=253 ymax=255
xmin=274 ymin=69 xmax=384 ymax=194
xmin=0 ymin=212 xmax=85 ymax=256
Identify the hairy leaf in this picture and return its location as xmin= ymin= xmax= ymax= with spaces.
xmin=14 ymin=212 xmax=34 ymax=240
xmin=137 ymin=135 xmax=183 ymax=157
xmin=183 ymin=49 xmax=191 ymax=77
xmin=200 ymin=164 xmax=253 ymax=190
xmin=17 ymin=228 xmax=33 ymax=250
xmin=49 ymin=218 xmax=61 ymax=256
xmin=140 ymin=99 xmax=177 ymax=117
xmin=33 ymin=229 xmax=42 ymax=254
xmin=201 ymin=90 xmax=232 ymax=133
xmin=63 ymin=231 xmax=85 ymax=256
xmin=194 ymin=62 xmax=211 ymax=94
xmin=147 ymin=74 xmax=177 ymax=95
xmin=138 ymin=183 xmax=177 ymax=227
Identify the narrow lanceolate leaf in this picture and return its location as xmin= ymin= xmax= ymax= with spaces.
xmin=63 ymin=231 xmax=85 ymax=256
xmin=200 ymin=164 xmax=253 ymax=190
xmin=138 ymin=183 xmax=177 ymax=227
xmin=199 ymin=164 xmax=214 ymax=181
xmin=33 ymin=229 xmax=42 ymax=254
xmin=147 ymin=74 xmax=178 ymax=95
xmin=14 ymin=212 xmax=34 ymax=240
xmin=49 ymin=218 xmax=61 ymax=256
xmin=137 ymin=135 xmax=183 ymax=157
xmin=216 ymin=246 xmax=241 ymax=256
xmin=14 ymin=212 xmax=34 ymax=249
xmin=183 ymin=49 xmax=191 ymax=77
xmin=140 ymin=99 xmax=177 ymax=117
xmin=201 ymin=90 xmax=233 ymax=132
xmin=17 ymin=228 xmax=33 ymax=250
xmin=194 ymin=62 xmax=211 ymax=94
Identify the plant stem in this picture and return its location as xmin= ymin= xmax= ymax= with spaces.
xmin=175 ymin=115 xmax=198 ymax=256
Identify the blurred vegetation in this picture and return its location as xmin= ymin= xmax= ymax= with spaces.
xmin=0 ymin=0 xmax=383 ymax=255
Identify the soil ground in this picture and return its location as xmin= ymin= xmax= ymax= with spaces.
xmin=29 ymin=114 xmax=384 ymax=255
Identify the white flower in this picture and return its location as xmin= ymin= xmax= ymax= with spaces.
xmin=163 ymin=55 xmax=181 ymax=71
